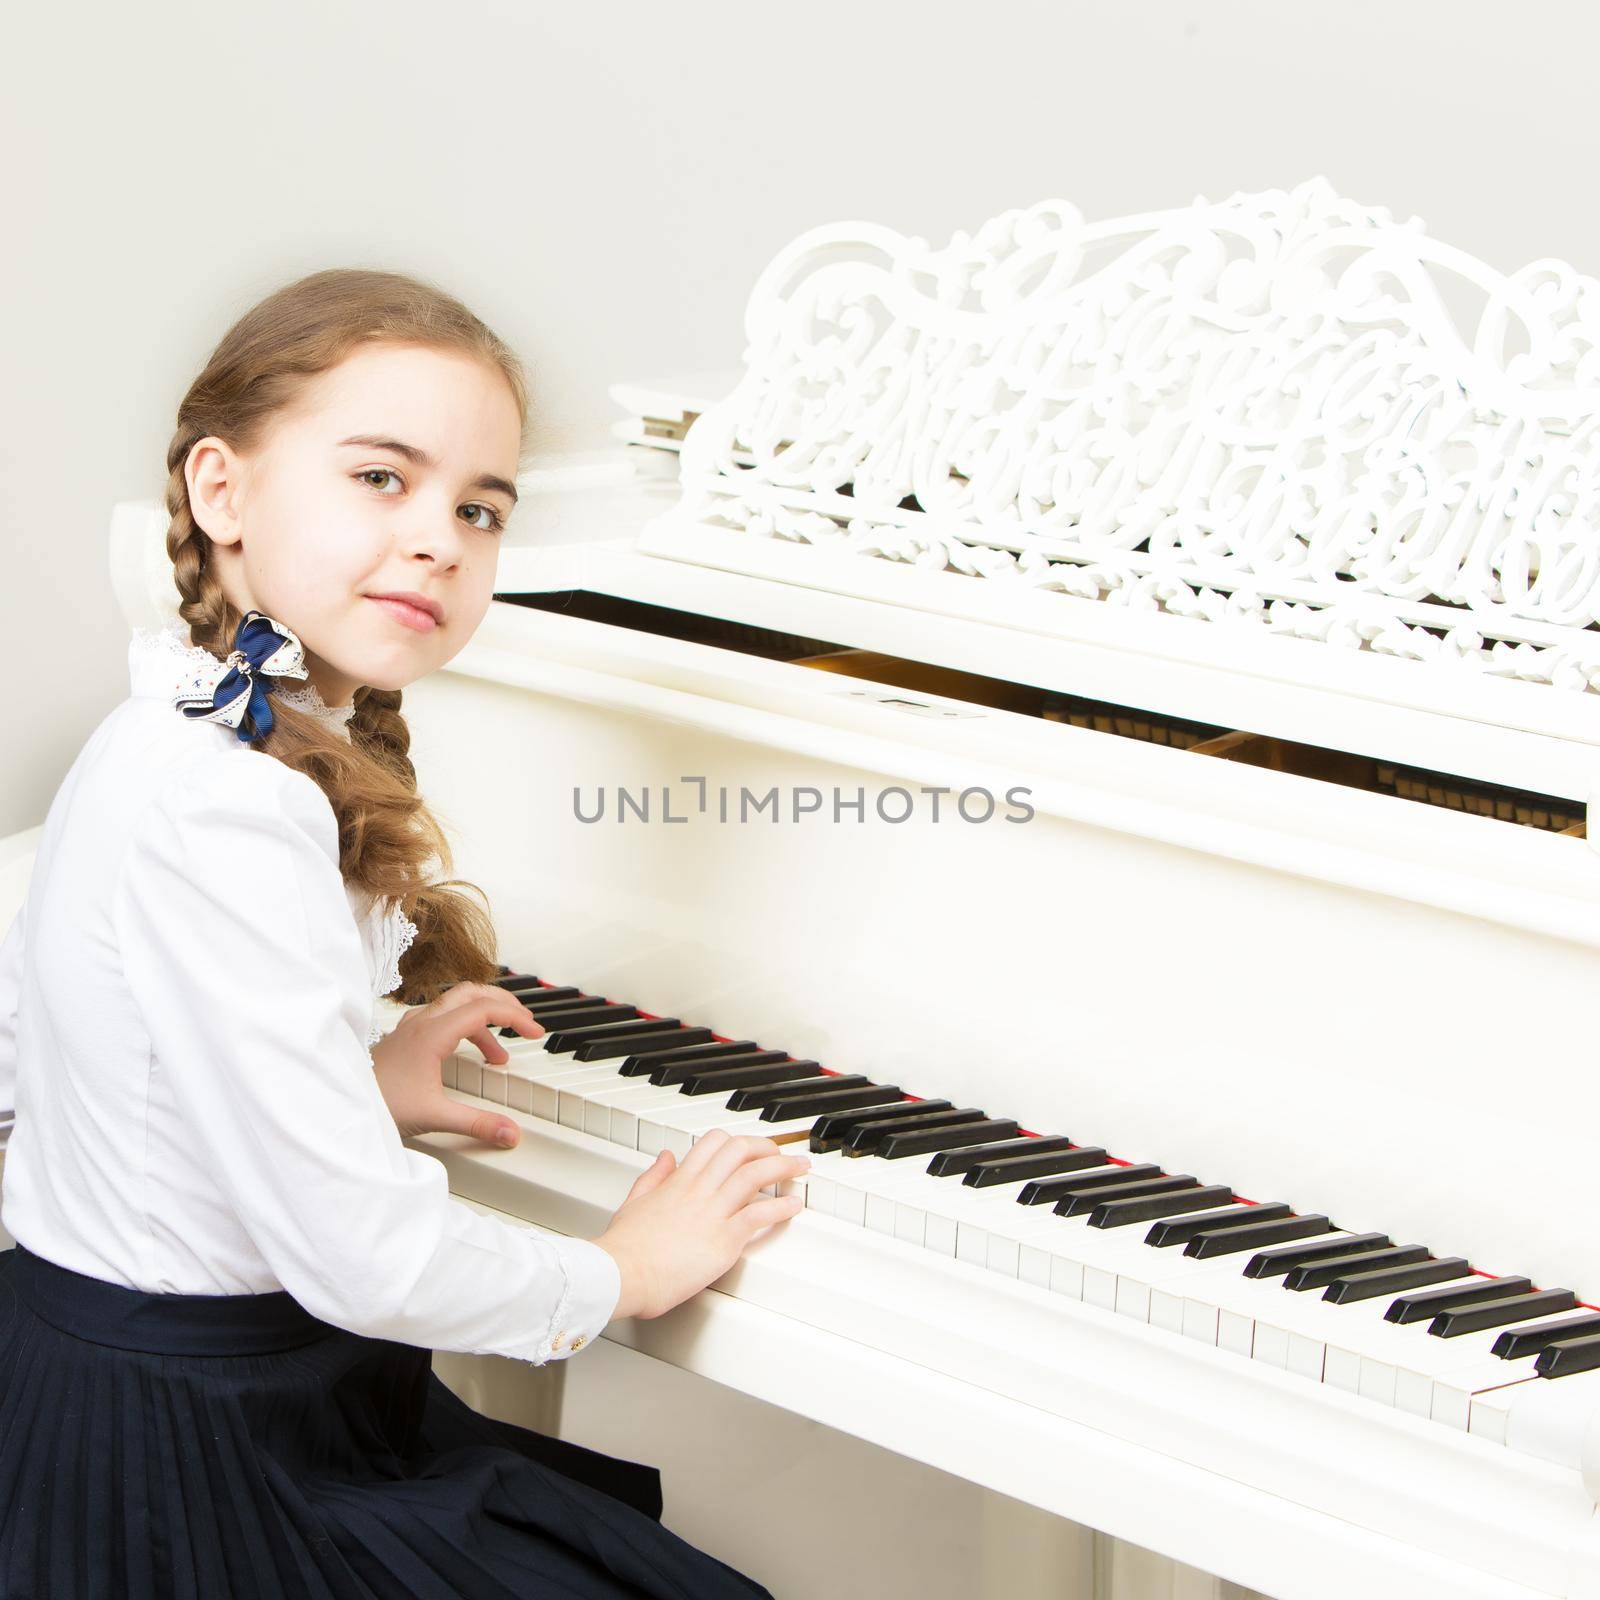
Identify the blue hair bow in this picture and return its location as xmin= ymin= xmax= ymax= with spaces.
xmin=174 ymin=609 xmax=309 ymax=743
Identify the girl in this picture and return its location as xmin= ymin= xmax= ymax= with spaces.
xmin=0 ymin=268 xmax=807 ymax=1599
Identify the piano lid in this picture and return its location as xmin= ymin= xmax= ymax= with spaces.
xmin=513 ymin=177 xmax=1600 ymax=805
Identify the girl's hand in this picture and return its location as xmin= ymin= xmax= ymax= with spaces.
xmin=369 ymin=981 xmax=543 ymax=1145
xmin=591 ymin=1127 xmax=809 ymax=1320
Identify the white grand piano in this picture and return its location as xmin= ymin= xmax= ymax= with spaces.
xmin=85 ymin=176 xmax=1600 ymax=1597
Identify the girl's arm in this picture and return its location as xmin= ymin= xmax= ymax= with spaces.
xmin=0 ymin=900 xmax=22 ymax=1148
xmin=112 ymin=758 xmax=618 ymax=1364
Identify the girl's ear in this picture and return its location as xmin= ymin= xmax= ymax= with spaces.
xmin=185 ymin=436 xmax=248 ymax=548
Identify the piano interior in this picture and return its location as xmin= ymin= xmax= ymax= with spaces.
xmin=506 ymin=590 xmax=1588 ymax=838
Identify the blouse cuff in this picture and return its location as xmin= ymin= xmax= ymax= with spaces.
xmin=539 ymin=1235 xmax=622 ymax=1361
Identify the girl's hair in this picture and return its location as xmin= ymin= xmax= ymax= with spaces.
xmin=163 ymin=268 xmax=531 ymax=1001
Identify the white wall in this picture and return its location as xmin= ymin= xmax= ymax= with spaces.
xmin=2 ymin=0 xmax=1594 ymax=830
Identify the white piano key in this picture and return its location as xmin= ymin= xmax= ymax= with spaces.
xmin=689 ymin=1115 xmax=815 ymax=1146
xmin=579 ymin=1081 xmax=639 ymax=1138
xmin=1013 ymin=1229 xmax=1083 ymax=1297
xmin=595 ymin=1086 xmax=692 ymax=1144
xmin=650 ymin=1105 xmax=815 ymax=1159
xmin=987 ymin=1199 xmax=1213 ymax=1313
xmin=606 ymin=1102 xmax=655 ymax=1150
xmin=1468 ymin=1378 xmax=1537 ymax=1444
xmin=1320 ymin=1280 xmax=1484 ymax=1396
xmin=854 ymin=1164 xmax=1007 ymax=1242
xmin=586 ymin=1068 xmax=814 ymax=1133
xmin=828 ymin=1156 xmax=957 ymax=1231
xmin=1500 ymin=1366 xmax=1600 ymax=1468
xmin=812 ymin=1153 xmax=941 ymax=1228
xmin=530 ymin=1064 xmax=625 ymax=1122
xmin=1144 ymin=1259 xmax=1532 ymax=1417
xmin=638 ymin=1098 xmax=776 ymax=1148
xmin=798 ymin=1149 xmax=854 ymax=1216
xmin=1105 ymin=1215 xmax=1354 ymax=1331
xmin=1430 ymin=1357 xmax=1544 ymax=1432
xmin=496 ymin=1032 xmax=554 ymax=1056
xmin=513 ymin=1055 xmax=622 ymax=1085
xmin=553 ymin=1066 xmax=636 ymax=1127
xmin=1117 ymin=1258 xmax=1340 ymax=1379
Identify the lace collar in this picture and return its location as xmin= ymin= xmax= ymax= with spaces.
xmin=128 ymin=621 xmax=357 ymax=738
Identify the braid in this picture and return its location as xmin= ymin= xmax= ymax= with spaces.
xmin=349 ymin=686 xmax=414 ymax=783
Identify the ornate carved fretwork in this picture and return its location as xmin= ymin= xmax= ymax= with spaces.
xmin=666 ymin=178 xmax=1600 ymax=692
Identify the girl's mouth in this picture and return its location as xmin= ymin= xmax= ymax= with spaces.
xmin=367 ymin=596 xmax=438 ymax=633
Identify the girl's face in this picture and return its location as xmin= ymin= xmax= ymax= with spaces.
xmin=185 ymin=341 xmax=522 ymax=707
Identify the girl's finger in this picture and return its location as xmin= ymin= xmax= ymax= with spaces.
xmin=623 ymin=1149 xmax=675 ymax=1204
xmin=425 ymin=991 xmax=541 ymax=1052
xmin=427 ymin=983 xmax=490 ymax=1018
xmin=673 ymin=1125 xmax=731 ymax=1180
xmin=427 ymin=1097 xmax=520 ymax=1148
xmin=695 ymin=1133 xmax=782 ymax=1193
xmin=716 ymin=1153 xmax=809 ymax=1210
xmin=735 ymin=1192 xmax=805 ymax=1237
xmin=466 ymin=1025 xmax=509 ymax=1064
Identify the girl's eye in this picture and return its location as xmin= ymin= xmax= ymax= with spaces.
xmin=461 ymin=503 xmax=507 ymax=534
xmin=356 ymin=468 xmax=505 ymax=534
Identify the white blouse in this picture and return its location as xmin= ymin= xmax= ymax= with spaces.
xmin=0 ymin=622 xmax=620 ymax=1364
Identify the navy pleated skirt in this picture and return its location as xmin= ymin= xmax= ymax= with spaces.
xmin=0 ymin=1242 xmax=773 ymax=1600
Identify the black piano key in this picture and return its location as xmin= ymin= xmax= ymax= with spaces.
xmin=622 ymin=1041 xmax=762 ymax=1076
xmin=1145 ymin=1202 xmax=1293 ymax=1249
xmin=1321 ymin=1256 xmax=1471 ymax=1304
xmin=1283 ymin=1245 xmax=1428 ymax=1292
xmin=1384 ymin=1275 xmax=1533 ymax=1325
xmin=648 ymin=1051 xmax=788 ymax=1086
xmin=495 ymin=972 xmax=543 ymax=989
xmin=1493 ymin=1313 xmax=1600 ymax=1361
xmin=678 ymin=1056 xmax=825 ymax=1094
xmin=841 ymin=1109 xmax=988 ymax=1158
xmin=878 ymin=1118 xmax=1020 ymax=1161
xmin=965 ymin=1146 xmax=1110 ymax=1188
xmin=506 ymin=983 xmax=579 ymax=1002
xmin=500 ymin=1001 xmax=636 ymax=1038
xmin=1089 ymin=1184 xmax=1234 ymax=1230
xmin=1429 ymin=1289 xmax=1578 ymax=1339
xmin=811 ymin=1100 xmax=949 ymax=1152
xmin=523 ymin=993 xmax=608 ymax=1013
xmin=524 ymin=998 xmax=624 ymax=1024
xmin=543 ymin=1016 xmax=680 ymax=1052
xmin=1185 ymin=1214 xmax=1332 ymax=1261
xmin=680 ymin=1061 xmax=825 ymax=1096
xmin=1536 ymin=1334 xmax=1600 ymax=1378
xmin=575 ymin=1027 xmax=712 ymax=1062
xmin=925 ymin=1135 xmax=1068 ymax=1178
xmin=926 ymin=1135 xmax=1076 ymax=1179
xmin=1055 ymin=1174 xmax=1197 ymax=1219
xmin=759 ymin=1084 xmax=902 ymax=1121
xmin=726 ymin=1075 xmax=874 ymax=1112
xmin=1019 ymin=1164 xmax=1160 ymax=1207
xmin=1244 ymin=1232 xmax=1392 ymax=1280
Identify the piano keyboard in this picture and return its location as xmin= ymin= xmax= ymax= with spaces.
xmin=447 ymin=966 xmax=1600 ymax=1449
